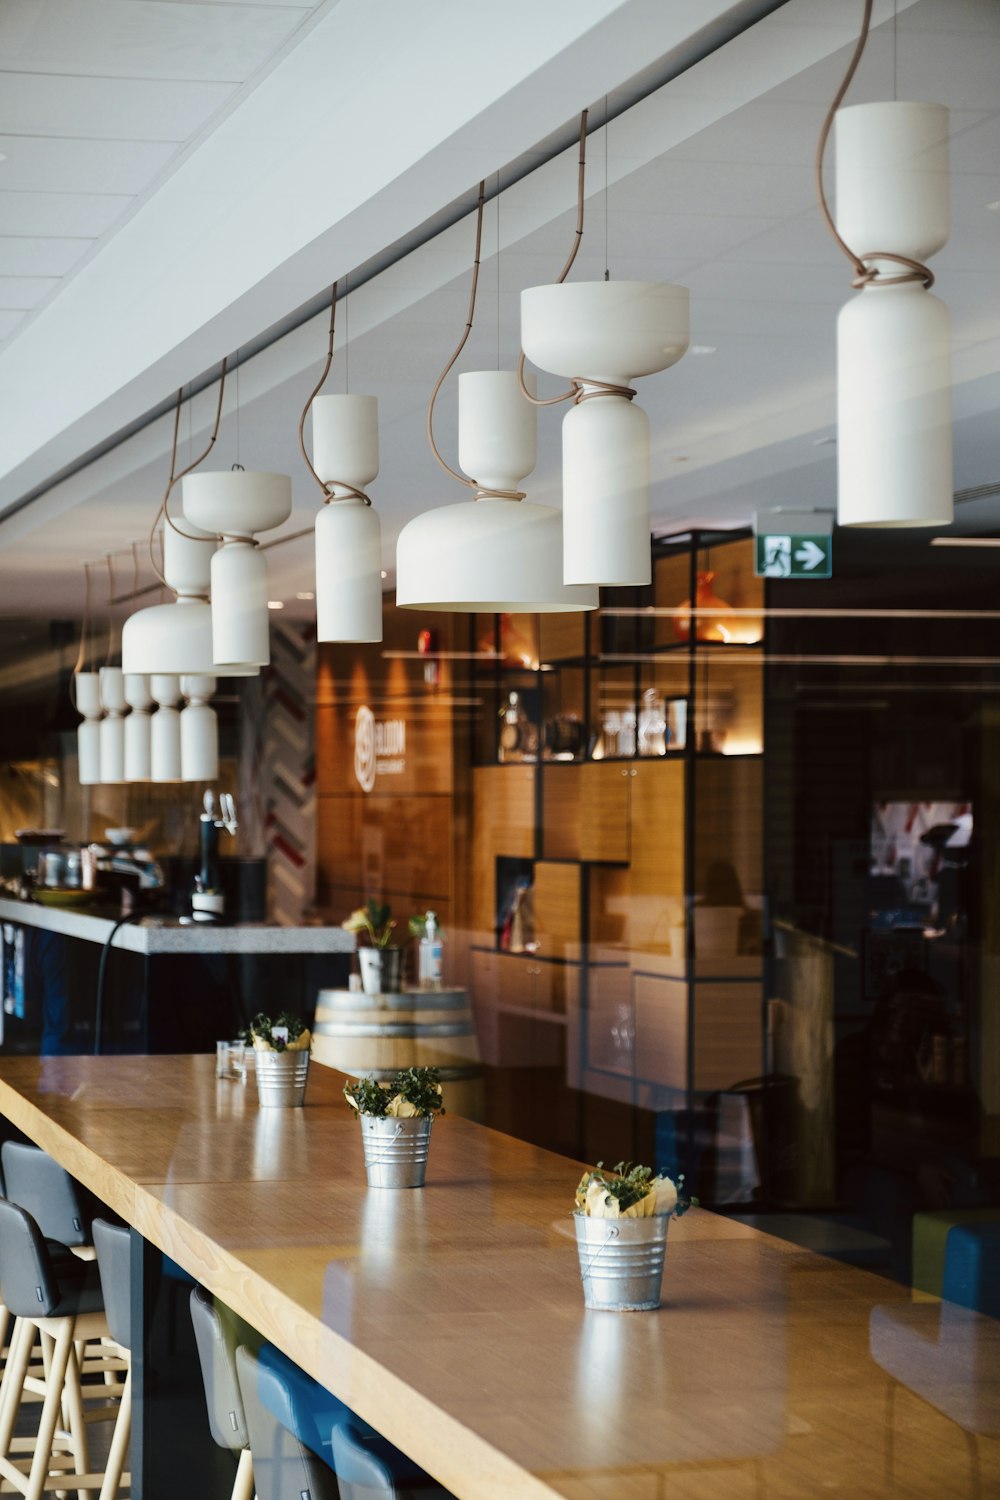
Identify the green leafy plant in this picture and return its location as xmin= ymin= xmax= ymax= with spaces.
xmin=407 ymin=913 xmax=445 ymax=940
xmin=575 ymin=1160 xmax=696 ymax=1219
xmin=342 ymin=900 xmax=396 ymax=949
xmin=246 ymin=1011 xmax=311 ymax=1053
xmin=344 ymin=1066 xmax=446 ymax=1119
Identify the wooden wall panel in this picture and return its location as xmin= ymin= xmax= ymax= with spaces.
xmin=541 ymin=766 xmax=581 ymax=860
xmin=579 ymin=763 xmax=630 ymax=862
xmin=533 ymin=862 xmax=581 ymax=960
xmin=634 ymin=974 xmax=687 ymax=1091
xmin=693 ymin=983 xmax=762 ymax=1092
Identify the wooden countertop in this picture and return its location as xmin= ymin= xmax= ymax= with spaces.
xmin=0 ymin=1054 xmax=996 ymax=1499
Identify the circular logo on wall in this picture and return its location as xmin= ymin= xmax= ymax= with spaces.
xmin=354 ymin=705 xmax=377 ymax=793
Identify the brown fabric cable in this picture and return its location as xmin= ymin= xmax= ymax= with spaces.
xmin=297 ymin=282 xmax=371 ymax=507
xmin=815 ymin=0 xmax=934 ymax=290
xmin=425 ymin=181 xmax=526 ymax=502
xmin=147 ymin=359 xmax=230 ymax=585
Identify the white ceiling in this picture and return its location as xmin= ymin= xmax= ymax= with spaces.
xmin=0 ymin=0 xmax=998 ymax=622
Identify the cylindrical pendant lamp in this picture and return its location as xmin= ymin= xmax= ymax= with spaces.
xmin=834 ymin=101 xmax=952 ymax=527
xmin=837 ymin=283 xmax=952 ymax=527
xmin=183 ymin=470 xmax=292 ymax=669
xmin=123 ymin=674 xmax=153 ymax=782
xmin=312 ymin=395 xmax=383 ymax=643
xmin=397 ymin=371 xmax=597 ymax=613
xmin=75 ymin=671 xmax=102 ymax=786
xmin=180 ymin=675 xmax=218 ymax=782
xmin=98 ymin=667 xmax=126 ymax=785
xmin=150 ymin=674 xmax=183 ymax=782
xmin=210 ymin=542 xmax=269 ymax=667
xmin=521 ymin=281 xmax=689 ymax=586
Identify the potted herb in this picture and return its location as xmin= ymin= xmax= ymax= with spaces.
xmin=573 ymin=1161 xmax=694 ymax=1311
xmin=248 ymin=1011 xmax=312 ymax=1108
xmin=342 ymin=900 xmax=402 ymax=995
xmin=344 ymin=1067 xmax=444 ymax=1188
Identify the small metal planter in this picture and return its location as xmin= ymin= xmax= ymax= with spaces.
xmin=255 ymin=1048 xmax=310 ymax=1108
xmin=361 ymin=1114 xmax=432 ymax=1188
xmin=358 ymin=946 xmax=403 ymax=996
xmin=574 ymin=1211 xmax=669 ymax=1311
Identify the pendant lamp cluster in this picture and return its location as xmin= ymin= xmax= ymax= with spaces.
xmin=818 ymin=0 xmax=952 ymax=528
xmin=397 ymin=113 xmax=689 ymax=611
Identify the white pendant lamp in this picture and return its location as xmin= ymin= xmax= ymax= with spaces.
xmin=122 ymin=522 xmax=259 ymax=679
xmin=520 ymin=280 xmax=688 ymax=586
xmin=98 ymin=667 xmax=126 ymax=785
xmin=397 ymin=370 xmax=597 ymax=612
xmin=150 ymin=674 xmax=183 ymax=782
xmin=75 ymin=671 xmax=103 ymax=786
xmin=312 ymin=394 xmax=383 ymax=642
xmin=183 ymin=470 xmax=292 ymax=668
xmin=123 ymin=674 xmax=153 ymax=782
xmin=180 ymin=675 xmax=219 ymax=782
xmin=833 ymin=101 xmax=952 ymax=527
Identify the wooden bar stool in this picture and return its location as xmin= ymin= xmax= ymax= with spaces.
xmin=90 ymin=1221 xmax=132 ymax=1500
xmin=0 ymin=1200 xmax=121 ymax=1499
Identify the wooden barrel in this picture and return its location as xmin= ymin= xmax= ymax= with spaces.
xmin=311 ymin=987 xmax=484 ymax=1121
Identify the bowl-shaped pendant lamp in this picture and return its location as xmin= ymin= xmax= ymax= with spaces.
xmin=98 ymin=667 xmax=126 ymax=785
xmin=397 ymin=371 xmax=597 ymax=613
xmin=180 ymin=675 xmax=218 ymax=782
xmin=150 ymin=674 xmax=183 ymax=782
xmin=520 ymin=281 xmax=689 ymax=586
xmin=183 ymin=471 xmax=292 ymax=668
xmin=123 ymin=674 xmax=153 ymax=782
xmin=312 ymin=394 xmax=383 ymax=643
xmin=75 ymin=671 xmax=102 ymax=786
xmin=834 ymin=101 xmax=952 ymax=527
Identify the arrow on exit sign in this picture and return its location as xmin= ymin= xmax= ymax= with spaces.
xmin=755 ymin=533 xmax=833 ymax=579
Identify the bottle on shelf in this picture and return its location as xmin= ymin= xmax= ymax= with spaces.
xmin=419 ymin=911 xmax=444 ymax=990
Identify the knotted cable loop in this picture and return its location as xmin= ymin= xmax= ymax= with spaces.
xmin=473 ymin=486 xmax=527 ymax=502
xmin=851 ymin=253 xmax=935 ymax=291
xmin=573 ymin=379 xmax=637 ymax=404
xmin=320 ymin=479 xmax=373 ymax=507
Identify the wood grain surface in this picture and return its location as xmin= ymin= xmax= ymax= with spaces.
xmin=0 ymin=1055 xmax=996 ymax=1500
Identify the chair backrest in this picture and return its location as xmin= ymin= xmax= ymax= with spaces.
xmin=92 ymin=1219 xmax=131 ymax=1350
xmin=189 ymin=1286 xmax=249 ymax=1453
xmin=0 ymin=1197 xmax=64 ymax=1317
xmin=235 ymin=1344 xmax=339 ymax=1500
xmin=943 ymin=1223 xmax=1000 ymax=1321
xmin=1 ymin=1142 xmax=95 ymax=1247
xmin=331 ymin=1419 xmax=399 ymax=1500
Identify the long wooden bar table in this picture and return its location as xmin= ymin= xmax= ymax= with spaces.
xmin=0 ymin=1054 xmax=997 ymax=1499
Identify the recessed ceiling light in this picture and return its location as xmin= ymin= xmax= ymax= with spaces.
xmin=813 ymin=436 xmax=838 ymax=446
xmin=295 ymin=590 xmax=315 ymax=601
xmin=986 ymin=200 xmax=1000 ymax=212
xmin=672 ymin=456 xmax=689 ymax=464
xmin=380 ymin=570 xmax=388 ymax=579
xmin=267 ymin=599 xmax=284 ymax=609
xmin=930 ymin=536 xmax=1000 ymax=548
xmin=0 ymin=154 xmax=7 ymax=165
xmin=689 ymin=344 xmax=717 ymax=356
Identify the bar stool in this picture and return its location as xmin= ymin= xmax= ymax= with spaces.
xmin=332 ymin=1418 xmax=452 ymax=1499
xmin=0 ymin=1199 xmax=118 ymax=1498
xmin=235 ymin=1343 xmax=339 ymax=1500
xmin=90 ymin=1221 xmax=132 ymax=1500
xmin=189 ymin=1285 xmax=255 ymax=1500
xmin=1 ymin=1143 xmax=99 ymax=1257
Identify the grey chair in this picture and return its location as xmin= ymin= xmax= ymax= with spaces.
xmin=189 ymin=1285 xmax=254 ymax=1500
xmin=1 ymin=1142 xmax=98 ymax=1253
xmin=235 ymin=1343 xmax=339 ymax=1500
xmin=332 ymin=1419 xmax=452 ymax=1500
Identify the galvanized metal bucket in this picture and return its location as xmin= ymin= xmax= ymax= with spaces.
xmin=255 ymin=1049 xmax=310 ymax=1108
xmin=361 ymin=1115 xmax=432 ymax=1188
xmin=574 ymin=1211 xmax=668 ymax=1311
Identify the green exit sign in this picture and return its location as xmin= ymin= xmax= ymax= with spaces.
xmin=755 ymin=533 xmax=833 ymax=579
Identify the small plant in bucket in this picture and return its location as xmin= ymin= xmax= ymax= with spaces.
xmin=345 ymin=1067 xmax=444 ymax=1188
xmin=573 ymin=1161 xmax=695 ymax=1311
xmin=342 ymin=901 xmax=403 ymax=994
xmin=247 ymin=1012 xmax=312 ymax=1107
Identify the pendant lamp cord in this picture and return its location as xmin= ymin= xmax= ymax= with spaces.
xmin=297 ymin=283 xmax=372 ymax=507
xmin=425 ymin=184 xmax=526 ymax=501
xmin=104 ymin=554 xmax=116 ymax=668
xmin=815 ymin=0 xmax=933 ymax=290
xmin=516 ymin=110 xmax=637 ymax=409
xmin=148 ymin=359 xmax=230 ymax=584
xmin=71 ymin=562 xmax=95 ymax=706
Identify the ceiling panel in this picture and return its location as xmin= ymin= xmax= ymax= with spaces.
xmin=0 ymin=74 xmax=237 ymax=141
xmin=0 ymin=136 xmax=178 ymax=195
xmin=0 ymin=277 xmax=60 ymax=311
xmin=0 ymin=191 xmax=131 ymax=238
xmin=0 ymin=239 xmax=93 ymax=278
xmin=0 ymin=1 xmax=316 ymax=82
xmin=0 ymin=311 xmax=25 ymax=340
